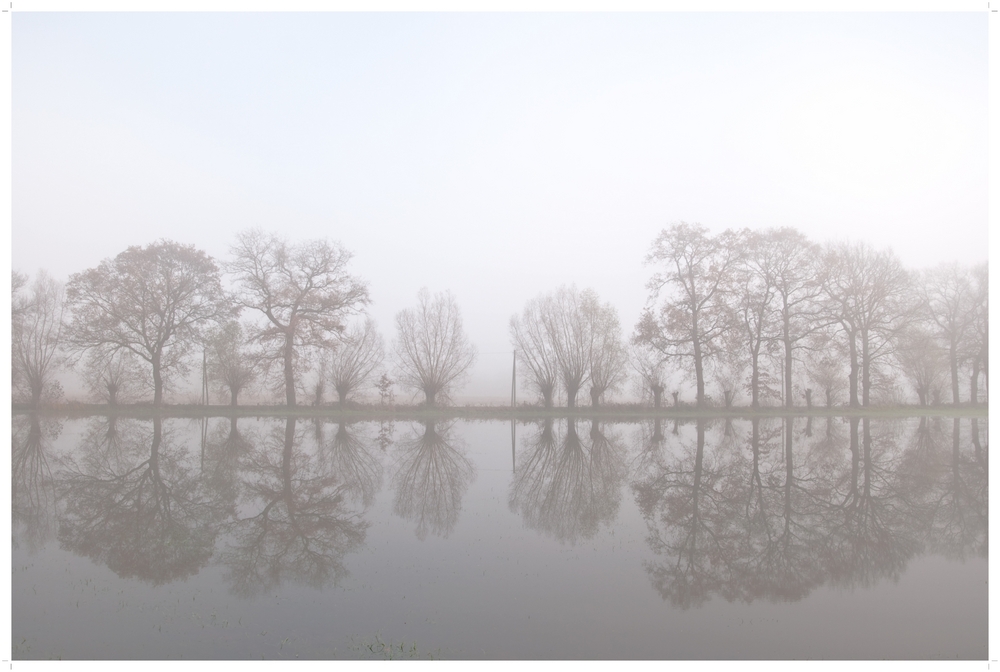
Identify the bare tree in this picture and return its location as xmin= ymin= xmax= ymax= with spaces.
xmin=376 ymin=372 xmax=395 ymax=407
xmin=227 ymin=229 xmax=370 ymax=406
xmin=762 ymin=229 xmax=826 ymax=408
xmin=894 ymin=324 xmax=947 ymax=406
xmin=583 ymin=291 xmax=628 ymax=408
xmin=329 ymin=317 xmax=385 ymax=406
xmin=510 ymin=296 xmax=561 ymax=407
xmin=731 ymin=229 xmax=779 ymax=408
xmin=710 ymin=346 xmax=746 ymax=409
xmin=636 ymin=223 xmax=741 ymax=407
xmin=12 ymin=271 xmax=66 ymax=406
xmin=807 ymin=353 xmax=847 ymax=408
xmin=11 ymin=270 xmax=28 ymax=320
xmin=83 ymin=349 xmax=147 ymax=405
xmin=66 ymin=241 xmax=229 ymax=405
xmin=630 ymin=342 xmax=668 ymax=408
xmin=920 ymin=263 xmax=977 ymax=404
xmin=967 ymin=262 xmax=988 ymax=402
xmin=393 ymin=289 xmax=476 ymax=406
xmin=819 ymin=241 xmax=911 ymax=407
xmin=207 ymin=320 xmax=260 ymax=406
xmin=542 ymin=286 xmax=593 ymax=408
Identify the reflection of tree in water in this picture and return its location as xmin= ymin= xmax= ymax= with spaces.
xmin=58 ymin=418 xmax=224 ymax=585
xmin=318 ymin=421 xmax=383 ymax=507
xmin=920 ymin=418 xmax=987 ymax=561
xmin=220 ymin=417 xmax=368 ymax=597
xmin=76 ymin=414 xmax=148 ymax=473
xmin=633 ymin=416 xmax=975 ymax=608
xmin=632 ymin=420 xmax=744 ymax=608
xmin=392 ymin=420 xmax=475 ymax=540
xmin=630 ymin=418 xmax=667 ymax=485
xmin=510 ymin=418 xmax=626 ymax=544
xmin=202 ymin=417 xmax=258 ymax=508
xmin=824 ymin=419 xmax=920 ymax=589
xmin=12 ymin=414 xmax=61 ymax=552
xmin=733 ymin=417 xmax=828 ymax=603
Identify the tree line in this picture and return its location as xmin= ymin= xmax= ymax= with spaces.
xmin=12 ymin=223 xmax=988 ymax=409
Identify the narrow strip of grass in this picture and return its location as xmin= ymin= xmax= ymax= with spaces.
xmin=12 ymin=401 xmax=989 ymax=421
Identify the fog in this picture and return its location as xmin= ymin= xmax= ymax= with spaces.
xmin=12 ymin=11 xmax=987 ymax=403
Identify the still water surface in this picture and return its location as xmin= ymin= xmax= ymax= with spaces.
xmin=12 ymin=414 xmax=987 ymax=659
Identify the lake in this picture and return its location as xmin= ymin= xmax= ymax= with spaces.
xmin=11 ymin=413 xmax=987 ymax=659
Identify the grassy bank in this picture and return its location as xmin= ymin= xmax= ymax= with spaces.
xmin=12 ymin=401 xmax=989 ymax=421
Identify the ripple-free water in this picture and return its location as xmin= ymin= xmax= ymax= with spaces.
xmin=12 ymin=414 xmax=987 ymax=659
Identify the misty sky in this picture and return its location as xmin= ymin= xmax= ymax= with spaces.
xmin=12 ymin=11 xmax=987 ymax=401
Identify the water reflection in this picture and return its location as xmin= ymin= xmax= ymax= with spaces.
xmin=202 ymin=416 xmax=257 ymax=508
xmin=219 ymin=417 xmax=369 ymax=597
xmin=921 ymin=418 xmax=988 ymax=561
xmin=57 ymin=417 xmax=226 ymax=585
xmin=12 ymin=412 xmax=988 ymax=614
xmin=12 ymin=414 xmax=61 ymax=552
xmin=392 ymin=420 xmax=475 ymax=539
xmin=509 ymin=418 xmax=626 ymax=544
xmin=632 ymin=416 xmax=987 ymax=608
xmin=319 ymin=421 xmax=383 ymax=507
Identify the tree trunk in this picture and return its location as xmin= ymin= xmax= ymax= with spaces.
xmin=784 ymin=336 xmax=794 ymax=410
xmin=590 ymin=387 xmax=600 ymax=409
xmin=750 ymin=345 xmax=760 ymax=409
xmin=781 ymin=314 xmax=793 ymax=408
xmin=426 ymin=389 xmax=436 ymax=407
xmin=653 ymin=387 xmax=662 ymax=409
xmin=230 ymin=388 xmax=238 ymax=406
xmin=860 ymin=328 xmax=870 ymax=407
xmin=949 ymin=338 xmax=960 ymax=404
xmin=970 ymin=359 xmax=980 ymax=405
xmin=692 ymin=333 xmax=705 ymax=407
xmin=283 ymin=331 xmax=296 ymax=406
xmin=152 ymin=352 xmax=163 ymax=406
xmin=847 ymin=331 xmax=859 ymax=408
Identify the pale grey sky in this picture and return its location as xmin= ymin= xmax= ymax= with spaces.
xmin=12 ymin=11 xmax=988 ymax=401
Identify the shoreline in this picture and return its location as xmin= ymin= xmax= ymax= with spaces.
xmin=12 ymin=402 xmax=990 ymax=421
